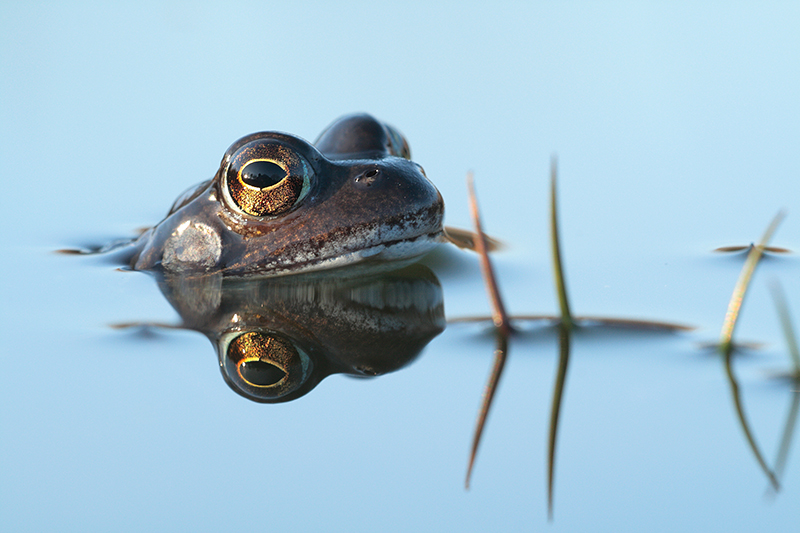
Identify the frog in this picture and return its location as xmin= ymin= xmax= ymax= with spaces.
xmin=137 ymin=263 xmax=445 ymax=402
xmin=130 ymin=114 xmax=445 ymax=277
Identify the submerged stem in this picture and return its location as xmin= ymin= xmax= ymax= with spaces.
xmin=769 ymin=280 xmax=800 ymax=374
xmin=465 ymin=333 xmax=509 ymax=488
xmin=464 ymin=173 xmax=514 ymax=488
xmin=547 ymin=323 xmax=571 ymax=520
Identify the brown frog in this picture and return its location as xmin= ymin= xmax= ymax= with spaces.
xmin=131 ymin=114 xmax=444 ymax=277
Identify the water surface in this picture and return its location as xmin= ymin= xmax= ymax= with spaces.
xmin=2 ymin=2 xmax=799 ymax=531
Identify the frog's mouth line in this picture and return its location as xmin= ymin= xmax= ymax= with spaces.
xmin=266 ymin=228 xmax=445 ymax=277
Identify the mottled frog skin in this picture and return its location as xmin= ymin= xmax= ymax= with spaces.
xmin=131 ymin=114 xmax=444 ymax=277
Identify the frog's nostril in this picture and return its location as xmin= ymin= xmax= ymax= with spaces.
xmin=354 ymin=168 xmax=381 ymax=187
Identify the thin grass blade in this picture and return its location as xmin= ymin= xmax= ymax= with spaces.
xmin=724 ymin=353 xmax=780 ymax=490
xmin=466 ymin=173 xmax=512 ymax=335
xmin=769 ymin=279 xmax=800 ymax=375
xmin=549 ymin=158 xmax=573 ymax=330
xmin=719 ymin=211 xmax=785 ymax=355
xmin=714 ymin=244 xmax=790 ymax=254
xmin=547 ymin=323 xmax=571 ymax=520
xmin=464 ymin=173 xmax=514 ymax=488
xmin=442 ymin=226 xmax=503 ymax=252
xmin=772 ymin=389 xmax=800 ymax=487
xmin=465 ymin=333 xmax=508 ymax=489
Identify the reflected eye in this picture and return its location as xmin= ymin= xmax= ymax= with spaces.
xmin=239 ymin=358 xmax=287 ymax=387
xmin=224 ymin=140 xmax=312 ymax=217
xmin=221 ymin=330 xmax=312 ymax=401
xmin=228 ymin=331 xmax=297 ymax=387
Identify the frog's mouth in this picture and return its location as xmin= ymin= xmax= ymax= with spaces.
xmin=256 ymin=205 xmax=445 ymax=277
xmin=300 ymin=228 xmax=445 ymax=274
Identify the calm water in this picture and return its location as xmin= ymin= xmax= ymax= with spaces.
xmin=2 ymin=2 xmax=799 ymax=531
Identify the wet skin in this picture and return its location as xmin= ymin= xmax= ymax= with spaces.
xmin=152 ymin=264 xmax=444 ymax=402
xmin=131 ymin=114 xmax=444 ymax=277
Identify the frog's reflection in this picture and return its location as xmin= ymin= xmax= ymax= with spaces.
xmin=152 ymin=264 xmax=444 ymax=402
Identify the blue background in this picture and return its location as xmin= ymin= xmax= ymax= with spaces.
xmin=2 ymin=2 xmax=799 ymax=531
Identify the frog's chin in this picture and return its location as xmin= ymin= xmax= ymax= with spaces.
xmin=270 ymin=230 xmax=445 ymax=278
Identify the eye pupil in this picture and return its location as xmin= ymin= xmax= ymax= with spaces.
xmin=224 ymin=139 xmax=311 ymax=217
xmin=241 ymin=161 xmax=286 ymax=188
xmin=239 ymin=359 xmax=287 ymax=386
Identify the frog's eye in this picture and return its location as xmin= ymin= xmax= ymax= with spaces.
xmin=221 ymin=331 xmax=312 ymax=401
xmin=384 ymin=123 xmax=411 ymax=159
xmin=224 ymin=140 xmax=312 ymax=217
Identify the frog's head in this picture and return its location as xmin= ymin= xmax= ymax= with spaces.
xmin=132 ymin=114 xmax=444 ymax=277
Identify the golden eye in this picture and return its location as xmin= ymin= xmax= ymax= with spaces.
xmin=224 ymin=140 xmax=311 ymax=217
xmin=223 ymin=331 xmax=311 ymax=400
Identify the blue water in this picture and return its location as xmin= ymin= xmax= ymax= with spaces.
xmin=2 ymin=2 xmax=799 ymax=531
